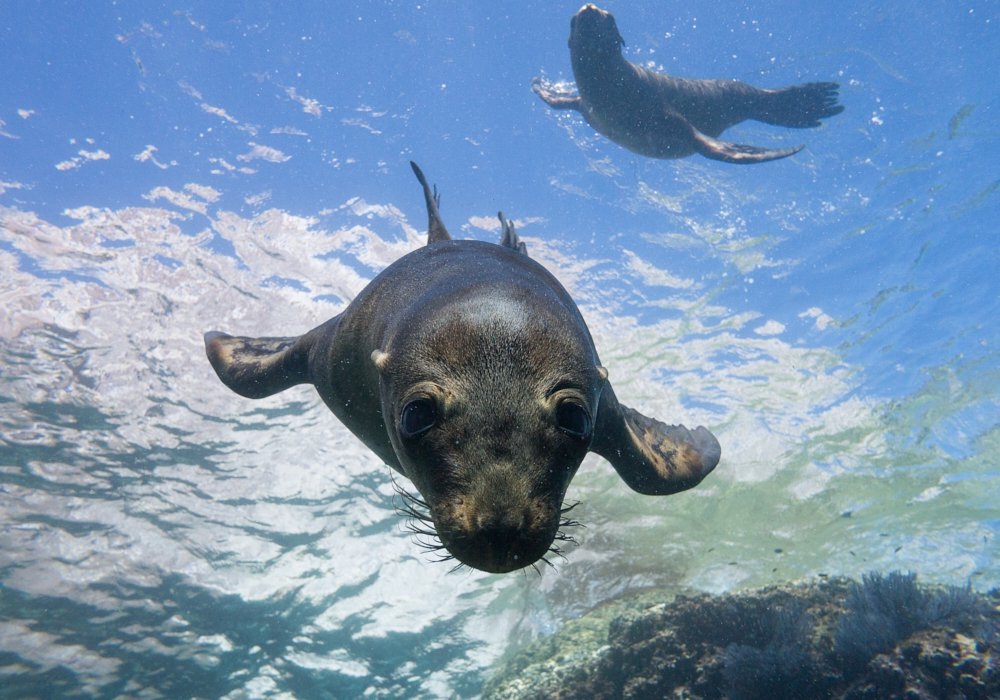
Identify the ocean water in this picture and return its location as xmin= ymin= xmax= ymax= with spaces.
xmin=1 ymin=1 xmax=998 ymax=698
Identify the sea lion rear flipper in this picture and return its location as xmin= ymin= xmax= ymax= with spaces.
xmin=410 ymin=161 xmax=452 ymax=243
xmin=204 ymin=327 xmax=321 ymax=399
xmin=665 ymin=109 xmax=804 ymax=164
xmin=756 ymin=81 xmax=845 ymax=128
xmin=497 ymin=212 xmax=528 ymax=256
xmin=590 ymin=383 xmax=721 ymax=495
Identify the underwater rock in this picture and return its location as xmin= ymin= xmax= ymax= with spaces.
xmin=835 ymin=571 xmax=981 ymax=670
xmin=484 ymin=573 xmax=1000 ymax=700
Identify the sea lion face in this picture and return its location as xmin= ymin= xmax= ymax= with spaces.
xmin=375 ymin=295 xmax=606 ymax=573
xmin=569 ymin=4 xmax=625 ymax=55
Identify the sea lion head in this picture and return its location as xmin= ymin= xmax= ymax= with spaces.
xmin=569 ymin=4 xmax=625 ymax=55
xmin=373 ymin=287 xmax=607 ymax=574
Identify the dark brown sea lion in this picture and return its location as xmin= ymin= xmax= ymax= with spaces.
xmin=204 ymin=162 xmax=721 ymax=574
xmin=533 ymin=4 xmax=844 ymax=164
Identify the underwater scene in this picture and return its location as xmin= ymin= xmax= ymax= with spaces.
xmin=1 ymin=1 xmax=998 ymax=698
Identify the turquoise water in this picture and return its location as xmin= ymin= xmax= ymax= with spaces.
xmin=1 ymin=1 xmax=998 ymax=697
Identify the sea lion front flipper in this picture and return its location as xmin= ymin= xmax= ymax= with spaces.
xmin=692 ymin=130 xmax=804 ymax=164
xmin=205 ymin=328 xmax=319 ymax=400
xmin=531 ymin=77 xmax=582 ymax=111
xmin=662 ymin=109 xmax=803 ymax=164
xmin=497 ymin=212 xmax=528 ymax=256
xmin=410 ymin=161 xmax=452 ymax=243
xmin=590 ymin=382 xmax=721 ymax=495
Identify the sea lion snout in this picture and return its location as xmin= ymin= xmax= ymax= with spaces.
xmin=398 ymin=399 xmax=588 ymax=573
xmin=431 ymin=477 xmax=561 ymax=574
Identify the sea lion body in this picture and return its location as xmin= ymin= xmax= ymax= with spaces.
xmin=533 ymin=4 xmax=844 ymax=164
xmin=205 ymin=163 xmax=721 ymax=573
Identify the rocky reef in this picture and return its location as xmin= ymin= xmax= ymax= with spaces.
xmin=484 ymin=573 xmax=1000 ymax=700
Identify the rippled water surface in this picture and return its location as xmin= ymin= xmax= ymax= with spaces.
xmin=1 ymin=1 xmax=998 ymax=697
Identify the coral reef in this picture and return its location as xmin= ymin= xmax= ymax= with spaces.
xmin=484 ymin=573 xmax=1000 ymax=700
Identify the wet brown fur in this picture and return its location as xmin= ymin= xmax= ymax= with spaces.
xmin=376 ymin=290 xmax=599 ymax=572
xmin=532 ymin=4 xmax=844 ymax=164
xmin=204 ymin=163 xmax=721 ymax=574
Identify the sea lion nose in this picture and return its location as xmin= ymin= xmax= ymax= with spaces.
xmin=476 ymin=513 xmax=527 ymax=560
xmin=443 ymin=506 xmax=554 ymax=573
xmin=475 ymin=524 xmax=538 ymax=573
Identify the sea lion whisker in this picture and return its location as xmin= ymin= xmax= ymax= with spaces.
xmin=388 ymin=472 xmax=450 ymax=559
xmin=389 ymin=476 xmax=437 ymax=533
xmin=416 ymin=541 xmax=449 ymax=553
xmin=404 ymin=523 xmax=440 ymax=539
xmin=547 ymin=546 xmax=570 ymax=563
xmin=393 ymin=500 xmax=435 ymax=531
xmin=538 ymin=556 xmax=557 ymax=569
xmin=388 ymin=472 xmax=432 ymax=511
xmin=412 ymin=535 xmax=445 ymax=546
xmin=398 ymin=502 xmax=434 ymax=524
xmin=403 ymin=491 xmax=432 ymax=511
xmin=447 ymin=560 xmax=467 ymax=574
xmin=559 ymin=500 xmax=581 ymax=515
xmin=397 ymin=494 xmax=432 ymax=513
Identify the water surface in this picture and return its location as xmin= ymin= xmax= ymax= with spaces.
xmin=1 ymin=1 xmax=998 ymax=697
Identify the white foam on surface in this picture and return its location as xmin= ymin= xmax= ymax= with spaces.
xmin=1 ymin=188 xmax=997 ymax=697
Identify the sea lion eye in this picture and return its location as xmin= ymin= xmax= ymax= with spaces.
xmin=557 ymin=401 xmax=591 ymax=440
xmin=400 ymin=398 xmax=437 ymax=438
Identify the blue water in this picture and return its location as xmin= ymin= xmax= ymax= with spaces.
xmin=1 ymin=1 xmax=998 ymax=697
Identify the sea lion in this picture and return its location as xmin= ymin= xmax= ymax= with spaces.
xmin=204 ymin=162 xmax=721 ymax=574
xmin=533 ymin=4 xmax=844 ymax=164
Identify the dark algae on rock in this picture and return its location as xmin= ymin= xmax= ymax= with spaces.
xmin=484 ymin=573 xmax=1000 ymax=700
xmin=834 ymin=571 xmax=981 ymax=671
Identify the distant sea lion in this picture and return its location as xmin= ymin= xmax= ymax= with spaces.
xmin=204 ymin=162 xmax=721 ymax=574
xmin=533 ymin=4 xmax=844 ymax=164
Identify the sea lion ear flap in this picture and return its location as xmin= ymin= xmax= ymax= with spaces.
xmin=590 ymin=383 xmax=721 ymax=496
xmin=371 ymin=349 xmax=390 ymax=374
xmin=204 ymin=331 xmax=313 ymax=400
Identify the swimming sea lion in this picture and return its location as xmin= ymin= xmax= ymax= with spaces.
xmin=533 ymin=4 xmax=844 ymax=164
xmin=204 ymin=162 xmax=721 ymax=574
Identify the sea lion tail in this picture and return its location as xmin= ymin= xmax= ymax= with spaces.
xmin=204 ymin=330 xmax=314 ymax=399
xmin=410 ymin=161 xmax=452 ymax=243
xmin=755 ymin=81 xmax=845 ymax=128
